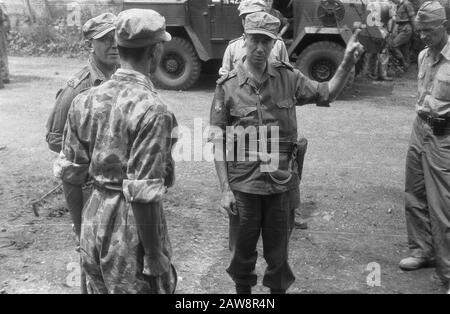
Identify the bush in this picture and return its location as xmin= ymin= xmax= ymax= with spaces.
xmin=8 ymin=20 xmax=89 ymax=58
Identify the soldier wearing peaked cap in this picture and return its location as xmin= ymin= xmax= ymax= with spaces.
xmin=222 ymin=0 xmax=309 ymax=230
xmin=399 ymin=1 xmax=450 ymax=294
xmin=46 ymin=13 xmax=120 ymax=154
xmin=210 ymin=12 xmax=364 ymax=294
xmin=219 ymin=0 xmax=289 ymax=76
xmin=55 ymin=8 xmax=178 ymax=294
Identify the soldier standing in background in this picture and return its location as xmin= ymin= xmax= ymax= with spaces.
xmin=265 ymin=0 xmax=290 ymax=37
xmin=367 ymin=0 xmax=395 ymax=81
xmin=391 ymin=0 xmax=416 ymax=71
xmin=399 ymin=1 xmax=450 ymax=295
xmin=219 ymin=0 xmax=289 ymax=76
xmin=0 ymin=0 xmax=10 ymax=87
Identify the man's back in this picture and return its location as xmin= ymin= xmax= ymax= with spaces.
xmin=65 ymin=68 xmax=177 ymax=187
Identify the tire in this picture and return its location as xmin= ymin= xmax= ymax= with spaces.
xmin=152 ymin=37 xmax=201 ymax=90
xmin=295 ymin=41 xmax=355 ymax=91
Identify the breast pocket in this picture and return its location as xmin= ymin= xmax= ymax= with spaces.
xmin=432 ymin=72 xmax=450 ymax=101
xmin=230 ymin=102 xmax=258 ymax=131
xmin=272 ymin=98 xmax=296 ymax=135
xmin=230 ymin=105 xmax=257 ymax=117
xmin=276 ymin=98 xmax=296 ymax=110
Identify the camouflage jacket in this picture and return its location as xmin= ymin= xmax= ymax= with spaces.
xmin=55 ymin=69 xmax=178 ymax=204
xmin=46 ymin=55 xmax=111 ymax=153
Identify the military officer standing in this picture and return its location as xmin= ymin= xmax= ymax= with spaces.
xmin=219 ymin=0 xmax=289 ymax=76
xmin=210 ymin=12 xmax=363 ymax=294
xmin=399 ymin=1 xmax=450 ymax=294
xmin=46 ymin=13 xmax=119 ymax=154
xmin=55 ymin=9 xmax=178 ymax=294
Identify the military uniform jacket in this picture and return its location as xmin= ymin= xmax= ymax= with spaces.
xmin=210 ymin=61 xmax=329 ymax=195
xmin=46 ymin=55 xmax=109 ymax=153
xmin=416 ymin=37 xmax=450 ymax=117
xmin=55 ymin=69 xmax=178 ymax=204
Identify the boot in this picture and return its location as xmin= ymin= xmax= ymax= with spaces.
xmin=366 ymin=53 xmax=379 ymax=80
xmin=236 ymin=284 xmax=252 ymax=294
xmin=270 ymin=288 xmax=286 ymax=294
xmin=399 ymin=256 xmax=433 ymax=271
xmin=379 ymin=74 xmax=393 ymax=81
xmin=294 ymin=218 xmax=308 ymax=229
xmin=367 ymin=73 xmax=379 ymax=80
xmin=378 ymin=52 xmax=393 ymax=81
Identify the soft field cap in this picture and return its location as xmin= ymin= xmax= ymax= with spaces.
xmin=115 ymin=9 xmax=172 ymax=48
xmin=83 ymin=13 xmax=117 ymax=40
xmin=244 ymin=12 xmax=280 ymax=39
xmin=415 ymin=1 xmax=447 ymax=24
xmin=238 ymin=0 xmax=267 ymax=16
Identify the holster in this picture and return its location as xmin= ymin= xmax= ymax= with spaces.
xmin=295 ymin=137 xmax=308 ymax=182
xmin=419 ymin=113 xmax=449 ymax=136
xmin=432 ymin=118 xmax=447 ymax=136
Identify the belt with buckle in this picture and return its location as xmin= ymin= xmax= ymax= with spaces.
xmin=236 ymin=140 xmax=295 ymax=154
xmin=93 ymin=180 xmax=123 ymax=192
xmin=418 ymin=112 xmax=450 ymax=127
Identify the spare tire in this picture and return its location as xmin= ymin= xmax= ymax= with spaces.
xmin=295 ymin=41 xmax=355 ymax=91
xmin=152 ymin=37 xmax=201 ymax=90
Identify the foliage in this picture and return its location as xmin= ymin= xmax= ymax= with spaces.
xmin=7 ymin=19 xmax=89 ymax=58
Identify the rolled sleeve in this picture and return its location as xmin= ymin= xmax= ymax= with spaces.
xmin=122 ymin=178 xmax=166 ymax=203
xmin=53 ymin=152 xmax=89 ymax=184
xmin=126 ymin=110 xmax=177 ymax=204
xmin=294 ymin=70 xmax=330 ymax=107
xmin=59 ymin=94 xmax=91 ymax=184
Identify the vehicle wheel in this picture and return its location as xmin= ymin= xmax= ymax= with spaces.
xmin=295 ymin=41 xmax=355 ymax=91
xmin=152 ymin=37 xmax=201 ymax=90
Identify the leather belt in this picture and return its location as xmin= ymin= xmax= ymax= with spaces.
xmin=239 ymin=140 xmax=295 ymax=154
xmin=418 ymin=112 xmax=450 ymax=127
xmin=93 ymin=180 xmax=123 ymax=192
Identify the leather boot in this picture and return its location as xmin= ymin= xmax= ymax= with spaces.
xmin=399 ymin=256 xmax=433 ymax=271
xmin=236 ymin=284 xmax=252 ymax=294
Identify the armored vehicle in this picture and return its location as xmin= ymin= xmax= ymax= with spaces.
xmin=122 ymin=0 xmax=387 ymax=90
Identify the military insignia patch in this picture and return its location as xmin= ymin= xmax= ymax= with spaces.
xmin=215 ymin=100 xmax=223 ymax=112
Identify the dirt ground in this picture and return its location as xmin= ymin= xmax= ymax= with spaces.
xmin=0 ymin=56 xmax=446 ymax=294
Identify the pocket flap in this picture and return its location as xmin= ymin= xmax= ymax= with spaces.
xmin=230 ymin=105 xmax=257 ymax=117
xmin=275 ymin=98 xmax=295 ymax=109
